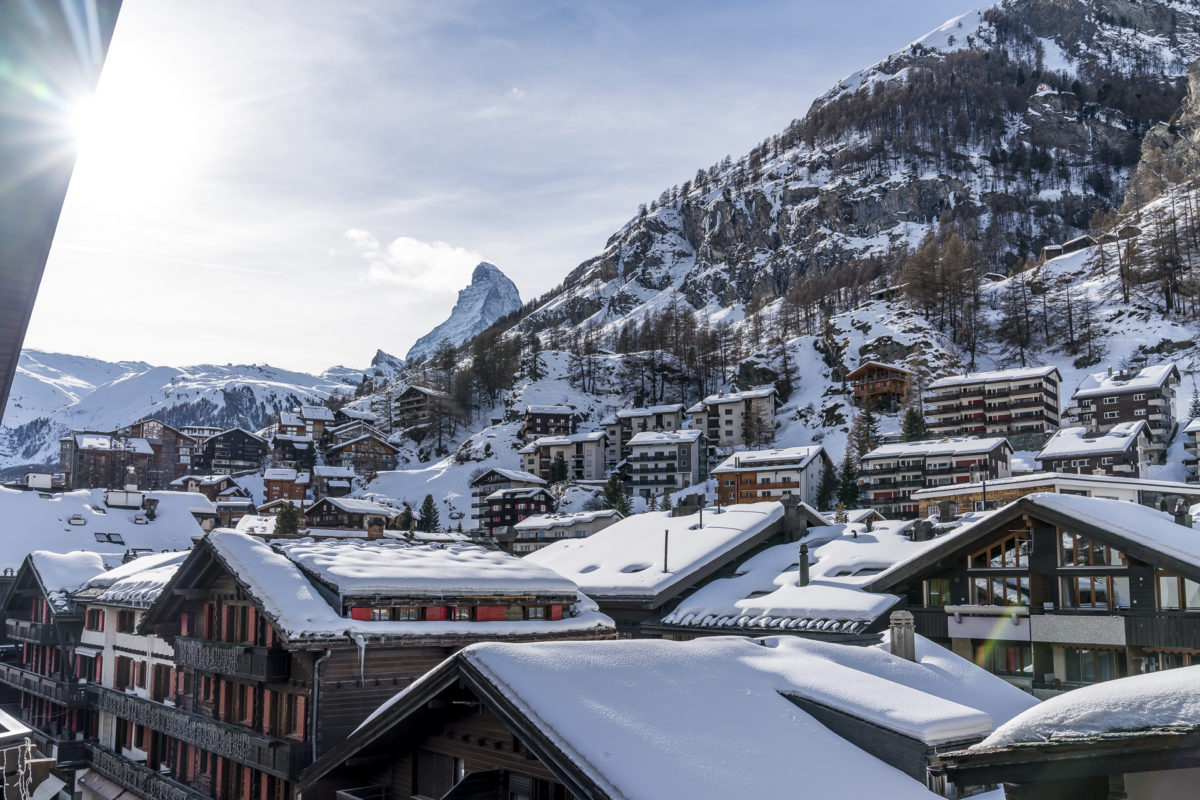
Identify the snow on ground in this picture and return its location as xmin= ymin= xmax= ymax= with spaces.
xmin=661 ymin=519 xmax=942 ymax=633
xmin=206 ymin=530 xmax=612 ymax=642
xmin=978 ymin=665 xmax=1200 ymax=748
xmin=451 ymin=633 xmax=1019 ymax=799
xmin=0 ymin=487 xmax=208 ymax=572
xmin=527 ymin=503 xmax=782 ymax=598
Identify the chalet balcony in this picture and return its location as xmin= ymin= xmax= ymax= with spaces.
xmin=1125 ymin=614 xmax=1200 ymax=649
xmin=907 ymin=607 xmax=949 ymax=640
xmin=5 ymin=617 xmax=59 ymax=645
xmin=92 ymin=685 xmax=311 ymax=778
xmin=627 ymin=455 xmax=678 ymax=464
xmin=0 ymin=662 xmax=88 ymax=707
xmin=88 ymin=745 xmax=210 ymax=800
xmin=173 ymin=637 xmax=290 ymax=683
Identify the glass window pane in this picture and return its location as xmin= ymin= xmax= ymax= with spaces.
xmin=1112 ymin=577 xmax=1131 ymax=609
xmin=1185 ymin=580 xmax=1200 ymax=611
xmin=1081 ymin=649 xmax=1096 ymax=683
xmin=1093 ymin=577 xmax=1110 ymax=609
xmin=1060 ymin=532 xmax=1075 ymax=566
xmin=1062 ymin=577 xmax=1079 ymax=608
xmin=1066 ymin=648 xmax=1081 ymax=681
xmin=1160 ymin=575 xmax=1182 ymax=610
xmin=974 ymin=577 xmax=990 ymax=605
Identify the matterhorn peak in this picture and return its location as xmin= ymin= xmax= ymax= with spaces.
xmin=404 ymin=262 xmax=522 ymax=362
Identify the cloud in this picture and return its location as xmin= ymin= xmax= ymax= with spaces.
xmin=475 ymin=86 xmax=527 ymax=120
xmin=345 ymin=229 xmax=483 ymax=292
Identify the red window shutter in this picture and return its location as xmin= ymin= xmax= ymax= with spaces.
xmin=263 ymin=690 xmax=273 ymax=736
xmin=180 ymin=612 xmax=190 ymax=637
xmin=296 ymin=695 xmax=307 ymax=740
xmin=98 ymin=610 xmax=105 ymax=632
xmin=475 ymin=605 xmax=506 ymax=622
xmin=349 ymin=607 xmax=372 ymax=621
xmin=424 ymin=605 xmax=447 ymax=621
xmin=549 ymin=605 xmax=563 ymax=621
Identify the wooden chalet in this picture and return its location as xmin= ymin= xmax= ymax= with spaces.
xmin=846 ymin=361 xmax=915 ymax=412
xmin=394 ymin=386 xmax=448 ymax=430
xmin=197 ymin=428 xmax=268 ymax=474
xmin=169 ymin=474 xmax=248 ymax=503
xmin=865 ymin=493 xmax=1200 ymax=696
xmin=520 ymin=405 xmax=575 ymax=443
xmin=311 ymin=466 xmax=356 ymax=498
xmin=468 ymin=469 xmax=547 ymax=531
xmin=324 ymin=435 xmax=399 ymax=476
xmin=59 ymin=431 xmax=154 ymax=490
xmin=263 ymin=469 xmax=309 ymax=504
xmin=136 ymin=532 xmax=614 ymax=800
xmin=302 ymin=497 xmax=399 ymax=530
xmin=114 ymin=419 xmax=198 ymax=488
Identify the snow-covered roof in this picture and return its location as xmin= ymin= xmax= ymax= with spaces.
xmin=863 ymin=436 xmax=1010 ymax=460
xmin=337 ymin=407 xmax=376 ymax=422
xmin=627 ymin=429 xmax=702 ymax=447
xmin=1037 ymin=422 xmax=1146 ymax=460
xmin=928 ymin=365 xmax=1058 ymax=389
xmin=203 ymin=531 xmax=612 ymax=641
xmin=660 ymin=520 xmax=941 ymax=634
xmin=977 ymin=665 xmax=1200 ymax=749
xmin=525 ymin=404 xmax=573 ymax=415
xmin=75 ymin=434 xmax=153 ymax=454
xmin=513 ymin=509 xmax=623 ymax=532
xmin=300 ymin=404 xmax=335 ymax=421
xmin=0 ymin=487 xmax=210 ymax=572
xmin=29 ymin=551 xmax=114 ymax=612
xmin=701 ymin=385 xmax=777 ymax=405
xmin=91 ymin=552 xmax=189 ymax=608
xmin=1072 ymin=362 xmax=1178 ymax=399
xmin=443 ymin=635 xmax=1032 ymax=798
xmin=278 ymin=537 xmax=579 ymax=598
xmin=614 ymin=404 xmax=686 ymax=418
xmin=911 ymin=471 xmax=1200 ymax=500
xmin=326 ymin=434 xmax=399 ymax=452
xmin=279 ymin=412 xmax=303 ymax=427
xmin=312 ymin=497 xmax=400 ymax=517
xmin=470 ymin=468 xmax=546 ymax=486
xmin=169 ymin=474 xmax=231 ymax=487
xmin=312 ymin=465 xmax=356 ymax=479
xmin=264 ymin=468 xmax=298 ymax=481
xmin=712 ymin=445 xmax=826 ymax=473
xmin=847 ymin=360 xmax=915 ymax=377
xmin=272 ymin=433 xmax=313 ymax=444
xmin=400 ymin=384 xmax=448 ymax=399
xmin=526 ymin=503 xmax=783 ymax=600
xmin=485 ymin=487 xmax=552 ymax=502
xmin=685 ymin=401 xmax=705 ymax=414
xmin=1186 ymin=418 xmax=1200 ymax=434
xmin=533 ymin=431 xmax=605 ymax=447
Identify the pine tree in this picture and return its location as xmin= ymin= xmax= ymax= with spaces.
xmin=901 ymin=407 xmax=927 ymax=442
xmin=549 ymin=452 xmax=569 ymax=483
xmin=602 ymin=474 xmax=631 ymax=516
xmin=815 ymin=465 xmax=838 ymax=511
xmin=1190 ymin=385 xmax=1200 ymax=419
xmin=836 ymin=449 xmax=860 ymax=509
xmin=274 ymin=502 xmax=300 ymax=537
xmin=417 ymin=493 xmax=439 ymax=533
xmin=660 ymin=493 xmax=673 ymax=512
xmin=391 ymin=505 xmax=414 ymax=531
xmin=524 ymin=331 xmax=546 ymax=381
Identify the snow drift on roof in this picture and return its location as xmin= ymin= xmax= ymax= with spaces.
xmin=928 ymin=366 xmax=1057 ymax=389
xmin=712 ymin=446 xmax=824 ymax=472
xmin=627 ymin=429 xmax=702 ymax=446
xmin=1072 ymin=362 xmax=1176 ymax=400
xmin=84 ymin=550 xmax=188 ymax=590
xmin=526 ymin=503 xmax=782 ymax=598
xmin=1037 ymin=422 xmax=1146 ymax=460
xmin=96 ymin=558 xmax=186 ymax=607
xmin=30 ymin=551 xmax=112 ymax=610
xmin=865 ymin=437 xmax=1009 ymax=459
xmin=977 ymin=665 xmax=1200 ymax=748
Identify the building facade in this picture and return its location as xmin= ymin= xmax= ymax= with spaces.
xmin=1065 ymin=363 xmax=1180 ymax=464
xmin=519 ymin=432 xmax=608 ymax=482
xmin=468 ymin=469 xmax=547 ymax=532
xmin=624 ymin=429 xmax=706 ymax=498
xmin=859 ymin=437 xmax=1013 ymax=517
xmin=711 ymin=445 xmax=833 ymax=508
xmin=846 ymin=361 xmax=914 ymax=412
xmin=1035 ymin=421 xmax=1150 ymax=478
xmin=521 ymin=405 xmax=575 ymax=442
xmin=925 ymin=366 xmax=1061 ymax=441
xmin=601 ymin=404 xmax=685 ymax=469
xmin=687 ymin=386 xmax=778 ymax=451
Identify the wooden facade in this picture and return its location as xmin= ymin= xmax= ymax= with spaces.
xmin=846 ymin=361 xmax=914 ymax=412
xmin=198 ymin=429 xmax=268 ymax=474
xmin=115 ymin=419 xmax=199 ymax=488
xmin=324 ymin=435 xmax=398 ymax=476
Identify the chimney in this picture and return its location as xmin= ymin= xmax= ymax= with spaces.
xmin=937 ymin=500 xmax=956 ymax=523
xmin=124 ymin=465 xmax=138 ymax=492
xmin=1175 ymin=501 xmax=1193 ymax=529
xmin=911 ymin=520 xmax=933 ymax=542
xmin=365 ymin=515 xmax=385 ymax=540
xmin=888 ymin=610 xmax=916 ymax=662
xmin=798 ymin=543 xmax=810 ymax=587
xmin=780 ymin=495 xmax=805 ymax=542
xmin=1107 ymin=365 xmax=1113 ymax=377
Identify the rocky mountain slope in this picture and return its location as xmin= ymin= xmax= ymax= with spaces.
xmin=516 ymin=0 xmax=1200 ymax=344
xmin=405 ymin=262 xmax=522 ymax=363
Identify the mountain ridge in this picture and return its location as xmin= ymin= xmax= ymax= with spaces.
xmin=405 ymin=262 xmax=522 ymax=363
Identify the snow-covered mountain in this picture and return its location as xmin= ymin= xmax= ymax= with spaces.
xmin=516 ymin=0 xmax=1200 ymax=342
xmin=405 ymin=262 xmax=522 ymax=363
xmin=0 ymin=350 xmax=364 ymax=469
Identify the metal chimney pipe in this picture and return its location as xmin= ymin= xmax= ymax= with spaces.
xmin=889 ymin=610 xmax=917 ymax=662
xmin=798 ymin=543 xmax=810 ymax=587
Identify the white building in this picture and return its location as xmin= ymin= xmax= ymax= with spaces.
xmin=1185 ymin=418 xmax=1200 ymax=484
xmin=602 ymin=404 xmax=686 ymax=468
xmin=625 ymin=429 xmax=706 ymax=498
xmin=687 ymin=386 xmax=778 ymax=450
xmin=711 ymin=445 xmax=833 ymax=508
xmin=519 ymin=431 xmax=608 ymax=482
xmin=510 ymin=509 xmax=625 ymax=554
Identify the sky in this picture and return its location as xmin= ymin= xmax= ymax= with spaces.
xmin=33 ymin=0 xmax=974 ymax=373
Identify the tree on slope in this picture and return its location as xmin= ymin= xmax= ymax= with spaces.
xmin=836 ymin=449 xmax=860 ymax=510
xmin=417 ymin=493 xmax=440 ymax=532
xmin=602 ymin=474 xmax=631 ymax=516
xmin=274 ymin=502 xmax=300 ymax=537
xmin=901 ymin=407 xmax=927 ymax=442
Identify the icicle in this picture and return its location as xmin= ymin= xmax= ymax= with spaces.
xmin=353 ymin=633 xmax=366 ymax=682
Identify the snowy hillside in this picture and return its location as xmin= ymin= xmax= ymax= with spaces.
xmin=0 ymin=350 xmax=366 ymax=469
xmin=405 ymin=262 xmax=522 ymax=363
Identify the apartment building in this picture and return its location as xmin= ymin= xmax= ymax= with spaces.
xmin=925 ymin=366 xmax=1061 ymax=441
xmin=624 ymin=429 xmax=706 ymax=498
xmin=859 ymin=437 xmax=1012 ymax=517
xmin=601 ymin=404 xmax=686 ymax=468
xmin=520 ymin=405 xmax=576 ymax=442
xmin=687 ymin=386 xmax=778 ymax=450
xmin=1066 ymin=362 xmax=1180 ymax=464
xmin=711 ymin=445 xmax=833 ymax=508
xmin=468 ymin=468 xmax=547 ymax=531
xmin=1185 ymin=418 xmax=1200 ymax=484
xmin=1035 ymin=421 xmax=1150 ymax=478
xmin=519 ymin=432 xmax=608 ymax=482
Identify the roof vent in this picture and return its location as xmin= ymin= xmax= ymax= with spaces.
xmin=888 ymin=610 xmax=916 ymax=662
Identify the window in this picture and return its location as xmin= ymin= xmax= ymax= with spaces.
xmin=118 ymin=610 xmax=136 ymax=633
xmin=1060 ymin=531 xmax=1125 ymax=567
xmin=1103 ymin=397 xmax=1118 ymax=405
xmin=85 ymin=609 xmax=105 ymax=631
xmin=370 ymin=607 xmax=391 ymax=621
xmin=1133 ymin=393 xmax=1145 ymax=401
xmin=1103 ymin=411 xmax=1119 ymax=420
xmin=414 ymin=749 xmax=464 ymax=799
xmin=925 ymin=578 xmax=951 ymax=607
xmin=974 ymin=643 xmax=1031 ymax=677
xmin=394 ymin=607 xmax=420 ymax=621
xmin=1157 ymin=572 xmax=1200 ymax=611
xmin=1100 ymin=457 xmax=1114 ymax=465
xmin=1134 ymin=408 xmax=1147 ymax=416
xmin=968 ymin=531 xmax=1030 ymax=569
xmin=973 ymin=575 xmax=1030 ymax=606
xmin=1062 ymin=575 xmax=1130 ymax=609
xmin=1063 ymin=647 xmax=1127 ymax=683
xmin=452 ymin=606 xmax=471 ymax=622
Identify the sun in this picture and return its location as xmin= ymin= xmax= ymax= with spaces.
xmin=67 ymin=62 xmax=205 ymax=201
